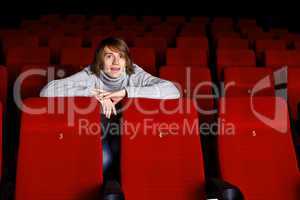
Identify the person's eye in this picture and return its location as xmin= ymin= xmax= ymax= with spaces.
xmin=106 ymin=55 xmax=112 ymax=59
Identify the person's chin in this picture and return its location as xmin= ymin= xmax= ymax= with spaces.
xmin=109 ymin=72 xmax=121 ymax=78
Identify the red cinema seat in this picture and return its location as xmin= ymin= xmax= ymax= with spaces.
xmin=6 ymin=47 xmax=50 ymax=66
xmin=255 ymin=39 xmax=287 ymax=53
xmin=160 ymin=66 xmax=213 ymax=122
xmin=287 ymin=68 xmax=300 ymax=121
xmin=246 ymin=30 xmax=277 ymax=41
xmin=165 ymin=16 xmax=186 ymax=24
xmin=110 ymin=30 xmax=137 ymax=46
xmin=16 ymin=97 xmax=103 ymax=200
xmin=91 ymin=35 xmax=110 ymax=50
xmin=213 ymin=17 xmax=233 ymax=25
xmin=224 ymin=67 xmax=275 ymax=97
xmin=134 ymin=37 xmax=167 ymax=65
xmin=265 ymin=50 xmax=300 ymax=68
xmin=237 ymin=19 xmax=258 ymax=30
xmin=146 ymin=25 xmax=177 ymax=45
xmin=217 ymin=97 xmax=300 ymax=199
xmin=287 ymin=51 xmax=300 ymax=66
xmin=6 ymin=47 xmax=51 ymax=82
xmin=216 ymin=49 xmax=256 ymax=80
xmin=176 ymin=36 xmax=208 ymax=49
xmin=2 ymin=35 xmax=39 ymax=51
xmin=269 ymin=28 xmax=289 ymax=38
xmin=130 ymin=47 xmax=156 ymax=75
xmin=190 ymin=16 xmax=209 ymax=23
xmin=120 ymin=25 xmax=146 ymax=35
xmin=18 ymin=65 xmax=50 ymax=99
xmin=211 ymin=23 xmax=234 ymax=33
xmin=0 ymin=29 xmax=26 ymax=40
xmin=121 ymin=98 xmax=206 ymax=200
xmin=292 ymin=39 xmax=300 ymax=49
xmin=63 ymin=15 xmax=86 ymax=24
xmin=40 ymin=14 xmax=61 ymax=24
xmin=88 ymin=16 xmax=112 ymax=26
xmin=22 ymin=23 xmax=50 ymax=34
xmin=213 ymin=32 xmax=241 ymax=40
xmin=217 ymin=38 xmax=249 ymax=49
xmin=60 ymin=24 xmax=87 ymax=37
xmin=265 ymin=50 xmax=289 ymax=68
xmin=48 ymin=36 xmax=83 ymax=61
xmin=179 ymin=25 xmax=206 ymax=37
xmin=142 ymin=16 xmax=162 ymax=26
xmin=255 ymin=40 xmax=288 ymax=65
xmin=167 ymin=48 xmax=208 ymax=67
xmin=116 ymin=16 xmax=138 ymax=25
xmin=60 ymin=47 xmax=94 ymax=72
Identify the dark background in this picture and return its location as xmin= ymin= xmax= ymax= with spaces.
xmin=0 ymin=0 xmax=297 ymax=31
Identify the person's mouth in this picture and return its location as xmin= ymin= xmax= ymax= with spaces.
xmin=111 ymin=67 xmax=121 ymax=72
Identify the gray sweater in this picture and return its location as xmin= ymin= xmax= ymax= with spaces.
xmin=40 ymin=64 xmax=181 ymax=99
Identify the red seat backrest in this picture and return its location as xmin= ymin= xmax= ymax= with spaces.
xmin=218 ymin=97 xmax=300 ymax=199
xmin=16 ymin=97 xmax=103 ymax=200
xmin=167 ymin=48 xmax=208 ymax=67
xmin=121 ymin=98 xmax=206 ymax=200
xmin=130 ymin=47 xmax=156 ymax=75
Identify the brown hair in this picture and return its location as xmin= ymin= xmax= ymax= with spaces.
xmin=90 ymin=37 xmax=134 ymax=76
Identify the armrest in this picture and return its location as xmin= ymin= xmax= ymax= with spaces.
xmin=206 ymin=178 xmax=244 ymax=200
xmin=102 ymin=180 xmax=124 ymax=200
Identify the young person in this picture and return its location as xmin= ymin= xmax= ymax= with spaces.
xmin=40 ymin=37 xmax=180 ymax=180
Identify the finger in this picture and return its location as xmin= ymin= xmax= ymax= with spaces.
xmin=98 ymin=92 xmax=111 ymax=98
xmin=105 ymin=108 xmax=108 ymax=118
xmin=107 ymin=107 xmax=111 ymax=119
xmin=90 ymin=90 xmax=98 ymax=95
xmin=103 ymin=92 xmax=116 ymax=98
xmin=90 ymin=89 xmax=104 ymax=96
xmin=98 ymin=99 xmax=105 ymax=106
xmin=106 ymin=101 xmax=114 ymax=118
xmin=96 ymin=95 xmax=103 ymax=102
xmin=105 ymin=108 xmax=109 ymax=118
xmin=106 ymin=103 xmax=112 ymax=119
xmin=95 ymin=96 xmax=103 ymax=103
xmin=112 ymin=105 xmax=117 ymax=115
xmin=103 ymin=101 xmax=109 ymax=115
xmin=92 ymin=88 xmax=107 ymax=93
xmin=109 ymin=101 xmax=114 ymax=117
xmin=102 ymin=104 xmax=107 ymax=116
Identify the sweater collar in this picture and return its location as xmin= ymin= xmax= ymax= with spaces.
xmin=99 ymin=69 xmax=127 ymax=83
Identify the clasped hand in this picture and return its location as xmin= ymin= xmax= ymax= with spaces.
xmin=91 ymin=88 xmax=126 ymax=119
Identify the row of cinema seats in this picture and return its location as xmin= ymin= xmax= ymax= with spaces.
xmin=2 ymin=16 xmax=300 ymax=80
xmin=0 ymin=96 xmax=293 ymax=199
xmin=8 ymin=64 xmax=300 ymax=121
xmin=1 ymin=63 xmax=300 ymax=129
xmin=4 ymin=46 xmax=207 ymax=82
xmin=5 ymin=44 xmax=300 ymax=82
xmin=5 ymin=37 xmax=299 ymax=74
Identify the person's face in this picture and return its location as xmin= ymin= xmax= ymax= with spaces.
xmin=102 ymin=46 xmax=126 ymax=78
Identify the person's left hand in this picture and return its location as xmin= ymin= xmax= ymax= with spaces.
xmin=103 ymin=89 xmax=127 ymax=105
xmin=91 ymin=89 xmax=127 ymax=105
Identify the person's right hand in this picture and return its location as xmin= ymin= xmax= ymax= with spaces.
xmin=91 ymin=89 xmax=117 ymax=119
xmin=99 ymin=98 xmax=117 ymax=119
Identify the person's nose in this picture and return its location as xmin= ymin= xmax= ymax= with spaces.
xmin=113 ymin=56 xmax=120 ymax=65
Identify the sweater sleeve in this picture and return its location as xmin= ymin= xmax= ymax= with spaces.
xmin=39 ymin=68 xmax=95 ymax=97
xmin=125 ymin=65 xmax=181 ymax=99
